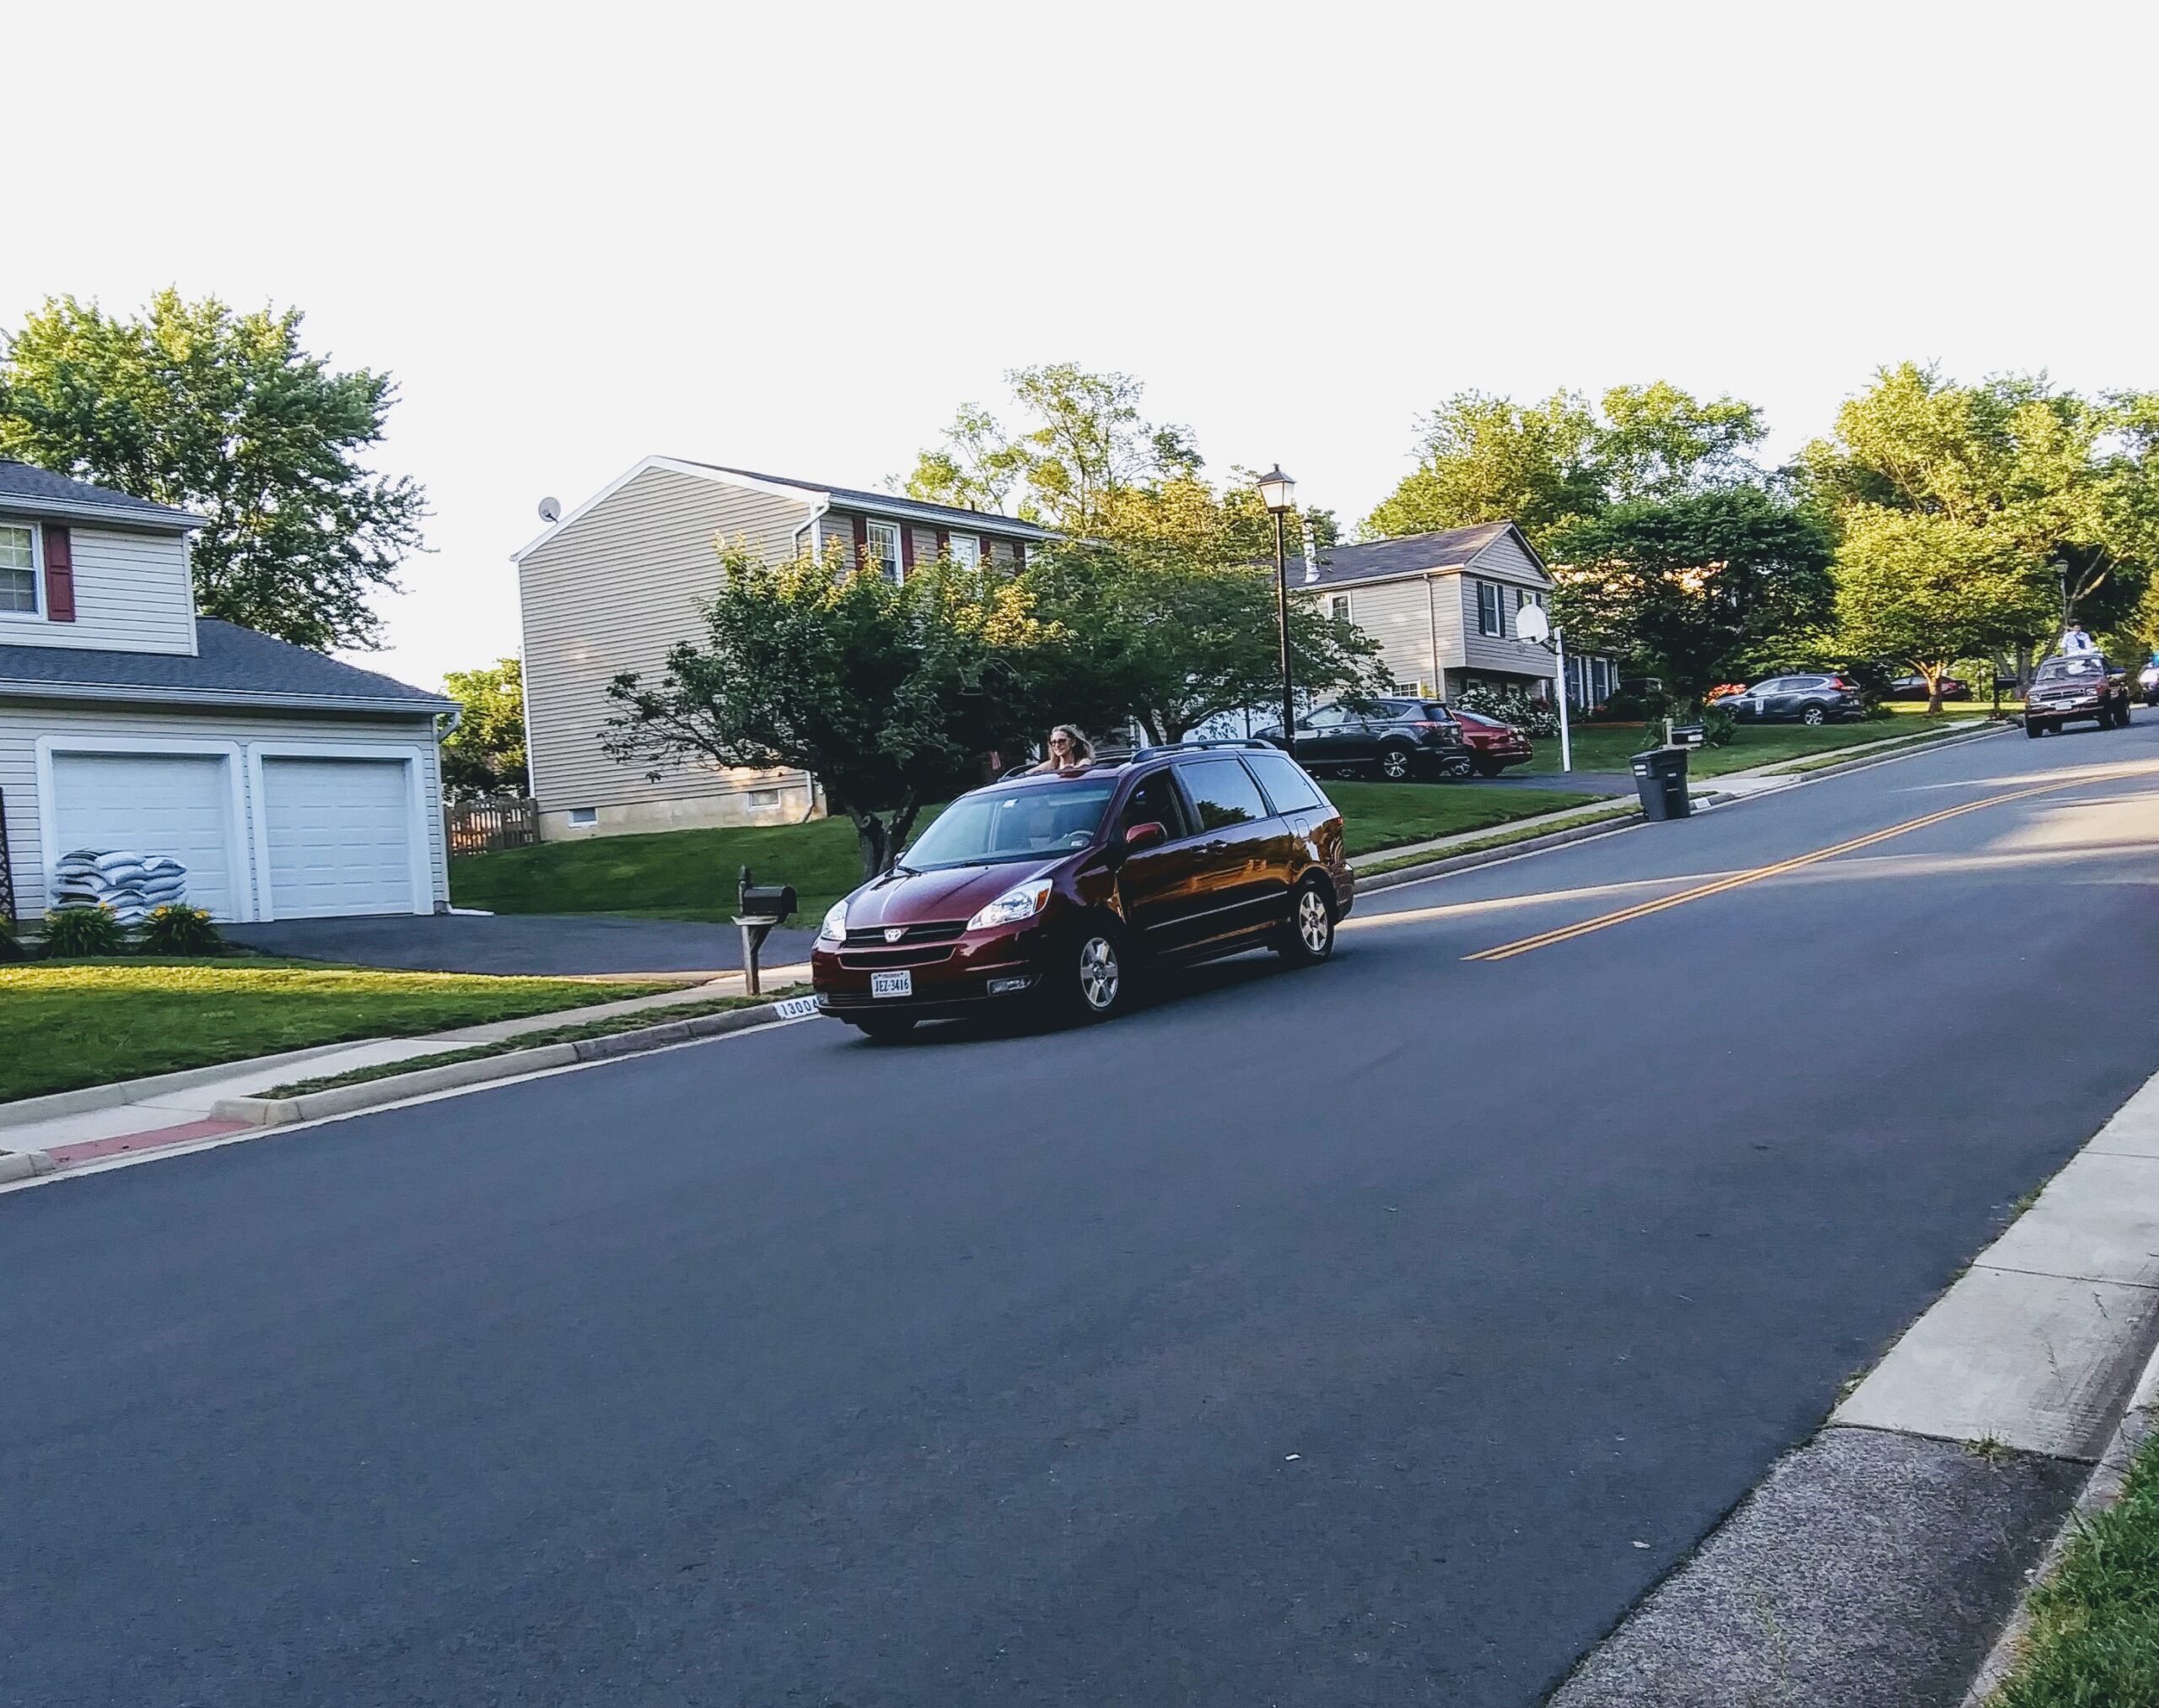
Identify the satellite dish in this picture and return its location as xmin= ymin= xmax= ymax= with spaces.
xmin=1515 ymin=601 xmax=1551 ymax=643
xmin=537 ymin=496 xmax=562 ymax=524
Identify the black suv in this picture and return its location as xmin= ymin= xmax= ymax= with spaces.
xmin=2025 ymin=654 xmax=2132 ymax=735
xmin=1256 ymin=698 xmax=1471 ymax=782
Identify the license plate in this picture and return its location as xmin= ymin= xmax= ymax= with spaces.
xmin=871 ymin=970 xmax=913 ymax=999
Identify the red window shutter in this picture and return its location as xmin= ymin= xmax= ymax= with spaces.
xmin=1013 ymin=541 xmax=1026 ymax=573
xmin=978 ymin=532 xmax=993 ymax=564
xmin=934 ymin=527 xmax=950 ymax=558
xmin=900 ymin=527 xmax=916 ymax=574
xmin=41 ymin=525 xmax=75 ymax=622
xmin=851 ymin=514 xmax=868 ymax=567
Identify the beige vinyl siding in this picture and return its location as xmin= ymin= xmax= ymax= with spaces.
xmin=1465 ymin=529 xmax=1548 ymax=586
xmin=1458 ymin=574 xmax=1557 ymax=680
xmin=0 ymin=524 xmax=196 ymax=655
xmin=1327 ymin=579 xmax=1440 ymax=692
xmin=0 ymin=699 xmax=445 ymax=919
xmin=517 ymin=466 xmax=814 ymax=817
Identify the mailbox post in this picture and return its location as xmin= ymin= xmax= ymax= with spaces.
xmin=734 ymin=865 xmax=798 ymax=997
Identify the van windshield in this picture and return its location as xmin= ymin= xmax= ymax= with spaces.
xmin=903 ymin=780 xmax=1118 ymax=869
xmin=2036 ymin=656 xmax=2104 ymax=680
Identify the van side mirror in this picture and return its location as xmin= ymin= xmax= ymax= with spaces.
xmin=1123 ymin=821 xmax=1167 ymax=853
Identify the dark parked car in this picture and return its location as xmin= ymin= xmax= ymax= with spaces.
xmin=1451 ymin=709 xmax=1536 ymax=776
xmin=1885 ymin=673 xmax=1973 ymax=702
xmin=1256 ymin=698 xmax=1471 ymax=782
xmin=2024 ymin=653 xmax=2132 ymax=736
xmin=1711 ymin=674 xmax=1866 ymax=725
xmin=810 ymin=741 xmax=1354 ymax=1038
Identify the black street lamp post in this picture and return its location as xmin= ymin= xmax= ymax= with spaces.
xmin=1258 ymin=465 xmax=1296 ymax=746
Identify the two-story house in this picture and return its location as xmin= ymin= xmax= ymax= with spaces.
xmin=0 ymin=461 xmax=455 ymax=924
xmin=1300 ymin=522 xmax=1620 ymax=709
xmin=512 ymin=457 xmax=1055 ymax=842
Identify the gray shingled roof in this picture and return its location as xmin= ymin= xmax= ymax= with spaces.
xmin=1297 ymin=523 xmax=1517 ymax=588
xmin=0 ymin=619 xmax=451 ymax=711
xmin=0 ymin=461 xmax=203 ymax=530
xmin=681 ymin=461 xmax=1060 ymax=541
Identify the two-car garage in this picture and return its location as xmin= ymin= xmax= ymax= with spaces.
xmin=39 ymin=741 xmax=433 ymax=921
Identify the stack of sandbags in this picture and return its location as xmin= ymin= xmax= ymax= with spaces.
xmin=51 ymin=850 xmax=189 ymax=926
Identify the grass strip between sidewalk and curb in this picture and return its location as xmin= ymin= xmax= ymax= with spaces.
xmin=1759 ymin=719 xmax=1995 ymax=776
xmin=0 ymin=961 xmax=678 ymax=1104
xmin=260 ymin=987 xmax=814 ymax=1098
xmin=1987 ymin=1425 xmax=2159 ymax=1705
xmin=1354 ymin=805 xmax=1641 ymax=881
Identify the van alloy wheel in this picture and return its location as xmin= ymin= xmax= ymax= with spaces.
xmin=1274 ymin=880 xmax=1336 ymax=966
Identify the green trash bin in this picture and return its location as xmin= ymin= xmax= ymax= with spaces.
xmin=1630 ymin=747 xmax=1691 ymax=821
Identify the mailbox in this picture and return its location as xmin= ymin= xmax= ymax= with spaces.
xmin=1666 ymin=722 xmax=1708 ymax=748
xmin=738 ymin=865 xmax=797 ymax=921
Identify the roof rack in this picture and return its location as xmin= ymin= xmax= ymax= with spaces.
xmin=1131 ymin=738 xmax=1276 ymax=760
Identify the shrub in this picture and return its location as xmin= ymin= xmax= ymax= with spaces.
xmin=1700 ymin=705 xmax=1738 ymax=746
xmin=42 ymin=903 xmax=125 ymax=957
xmin=0 ymin=917 xmax=24 ymax=963
xmin=1456 ymin=683 xmax=1561 ymax=739
xmin=1596 ymin=688 xmax=1649 ymax=721
xmin=141 ymin=903 xmax=223 ymax=956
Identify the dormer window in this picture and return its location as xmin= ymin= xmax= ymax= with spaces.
xmin=0 ymin=522 xmax=39 ymax=614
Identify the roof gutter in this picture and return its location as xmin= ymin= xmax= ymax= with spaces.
xmin=0 ymin=679 xmax=454 ymax=717
xmin=792 ymin=494 xmax=832 ymax=561
xmin=0 ymin=493 xmax=205 ymax=531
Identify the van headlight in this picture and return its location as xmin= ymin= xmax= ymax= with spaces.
xmin=967 ymin=880 xmax=1053 ymax=931
xmin=819 ymin=900 xmax=849 ymax=941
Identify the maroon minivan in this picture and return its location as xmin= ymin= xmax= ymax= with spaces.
xmin=811 ymin=741 xmax=1354 ymax=1039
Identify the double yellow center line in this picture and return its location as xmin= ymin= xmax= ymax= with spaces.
xmin=1464 ymin=773 xmax=2115 ymax=962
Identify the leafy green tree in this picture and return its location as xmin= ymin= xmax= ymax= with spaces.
xmin=1024 ymin=493 xmax=1386 ymax=742
xmin=440 ymin=658 xmax=530 ymax=798
xmin=903 ymin=363 xmax=1202 ymax=534
xmin=603 ymin=546 xmax=1050 ymax=879
xmin=1832 ymin=509 xmax=2048 ymax=702
xmin=1364 ymin=383 xmax=1767 ymax=551
xmin=1549 ymin=486 xmax=1834 ymax=701
xmin=1595 ymin=382 xmax=1767 ymax=501
xmin=1805 ymin=363 xmax=2159 ymax=698
xmin=0 ymin=290 xmax=427 ymax=650
xmin=1364 ymin=391 xmax=1602 ymax=549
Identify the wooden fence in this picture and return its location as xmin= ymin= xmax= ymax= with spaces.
xmin=445 ymin=797 xmax=540 ymax=856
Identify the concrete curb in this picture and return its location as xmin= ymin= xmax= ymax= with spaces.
xmin=1958 ymin=1312 xmax=2159 ymax=1705
xmin=0 ymin=1040 xmax=383 ymax=1130
xmin=207 ymin=998 xmax=819 ymax=1129
xmin=0 ymin=1148 xmax=60 ymax=1183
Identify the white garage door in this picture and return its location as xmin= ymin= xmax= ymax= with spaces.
xmin=49 ymin=752 xmax=241 ymax=919
xmin=261 ymin=757 xmax=417 ymax=919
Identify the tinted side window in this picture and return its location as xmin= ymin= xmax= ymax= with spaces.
xmin=1243 ymin=751 xmax=1325 ymax=815
xmin=1120 ymin=771 xmax=1190 ymax=841
xmin=1178 ymin=758 xmax=1271 ymax=831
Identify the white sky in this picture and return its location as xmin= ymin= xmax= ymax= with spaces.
xmin=8 ymin=0 xmax=2153 ymax=692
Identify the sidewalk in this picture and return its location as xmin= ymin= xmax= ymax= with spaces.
xmin=0 ymin=964 xmax=810 ymax=1172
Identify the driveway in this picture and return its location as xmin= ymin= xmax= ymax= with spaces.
xmin=223 ymin=912 xmax=816 ymax=978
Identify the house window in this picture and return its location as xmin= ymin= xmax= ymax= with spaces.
xmin=0 ymin=523 xmax=39 ymax=614
xmin=948 ymin=536 xmax=981 ymax=571
xmin=566 ymin=807 xmax=598 ymax=827
xmin=866 ymin=520 xmax=903 ymax=584
xmin=1327 ymin=593 xmax=1352 ymax=622
xmin=1476 ymin=580 xmax=1505 ymax=637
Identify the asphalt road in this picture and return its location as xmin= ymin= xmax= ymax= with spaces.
xmin=9 ymin=723 xmax=2159 ymax=1707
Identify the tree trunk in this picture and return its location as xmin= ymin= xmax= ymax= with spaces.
xmin=848 ymin=811 xmax=890 ymax=883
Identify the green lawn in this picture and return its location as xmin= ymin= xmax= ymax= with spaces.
xmin=0 ymin=960 xmax=670 ymax=1103
xmin=450 ymin=781 xmax=1605 ymax=920
xmin=1992 ymin=1425 xmax=2159 ymax=1706
xmin=1525 ymin=717 xmax=1984 ymax=779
